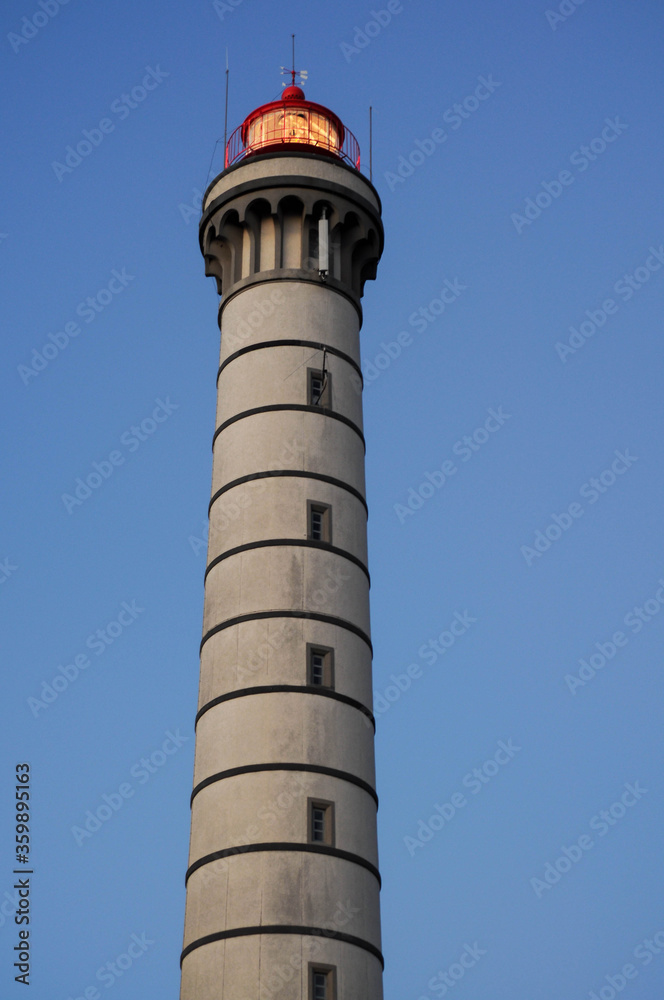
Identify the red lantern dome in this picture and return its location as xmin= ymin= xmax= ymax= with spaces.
xmin=281 ymin=85 xmax=305 ymax=100
xmin=225 ymin=87 xmax=360 ymax=170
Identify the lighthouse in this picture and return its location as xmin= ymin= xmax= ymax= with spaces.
xmin=180 ymin=75 xmax=385 ymax=999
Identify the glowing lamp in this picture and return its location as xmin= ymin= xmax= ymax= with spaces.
xmin=225 ymin=85 xmax=360 ymax=169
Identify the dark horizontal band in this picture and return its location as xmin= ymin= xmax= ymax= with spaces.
xmin=204 ymin=539 xmax=370 ymax=585
xmin=218 ymin=270 xmax=363 ymax=324
xmin=195 ymin=685 xmax=375 ymax=729
xmin=212 ymin=404 xmax=365 ymax=450
xmin=185 ymin=842 xmax=381 ymax=887
xmin=191 ymin=763 xmax=378 ymax=808
xmin=181 ymin=923 xmax=384 ymax=968
xmin=217 ymin=340 xmax=363 ymax=385
xmin=200 ymin=610 xmax=372 ymax=654
xmin=208 ymin=469 xmax=368 ymax=516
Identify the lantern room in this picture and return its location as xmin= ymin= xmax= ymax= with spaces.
xmin=225 ymin=85 xmax=360 ymax=170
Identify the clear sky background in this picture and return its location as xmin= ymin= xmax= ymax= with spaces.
xmin=1 ymin=1 xmax=663 ymax=998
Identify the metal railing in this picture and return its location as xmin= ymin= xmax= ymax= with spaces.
xmin=225 ymin=113 xmax=361 ymax=170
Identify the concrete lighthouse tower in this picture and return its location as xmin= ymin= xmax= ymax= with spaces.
xmin=180 ymin=74 xmax=384 ymax=1000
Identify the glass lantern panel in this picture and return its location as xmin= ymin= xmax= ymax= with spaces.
xmin=246 ymin=109 xmax=340 ymax=154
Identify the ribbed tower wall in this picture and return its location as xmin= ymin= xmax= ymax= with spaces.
xmin=180 ymin=151 xmax=384 ymax=1000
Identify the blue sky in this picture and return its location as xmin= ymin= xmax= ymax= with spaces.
xmin=1 ymin=1 xmax=663 ymax=998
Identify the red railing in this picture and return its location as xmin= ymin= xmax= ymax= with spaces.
xmin=225 ymin=114 xmax=361 ymax=171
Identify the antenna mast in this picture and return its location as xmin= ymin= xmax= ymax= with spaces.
xmin=281 ymin=35 xmax=308 ymax=89
xmin=223 ymin=49 xmax=229 ymax=154
xmin=369 ymin=106 xmax=373 ymax=182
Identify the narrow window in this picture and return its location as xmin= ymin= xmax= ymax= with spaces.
xmin=308 ymin=799 xmax=334 ymax=846
xmin=308 ymin=367 xmax=331 ymax=407
xmin=307 ymin=645 xmax=334 ymax=688
xmin=311 ymin=506 xmax=324 ymax=540
xmin=308 ymin=501 xmax=331 ymax=543
xmin=310 ymin=966 xmax=336 ymax=1000
xmin=313 ymin=970 xmax=327 ymax=1000
xmin=311 ymin=650 xmax=325 ymax=685
xmin=312 ymin=805 xmax=326 ymax=841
